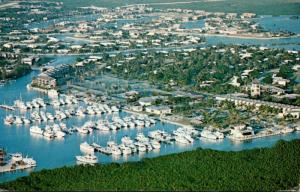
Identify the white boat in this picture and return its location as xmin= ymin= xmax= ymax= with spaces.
xmin=30 ymin=126 xmax=44 ymax=135
xmin=22 ymin=157 xmax=37 ymax=167
xmin=76 ymin=127 xmax=90 ymax=134
xmin=59 ymin=123 xmax=67 ymax=129
xmin=119 ymin=144 xmax=132 ymax=155
xmin=84 ymin=121 xmax=95 ymax=129
xmin=11 ymin=153 xmax=23 ymax=162
xmin=43 ymin=129 xmax=55 ymax=138
xmin=52 ymin=100 xmax=61 ymax=107
xmin=128 ymin=122 xmax=136 ymax=128
xmin=214 ymin=131 xmax=224 ymax=139
xmin=150 ymin=140 xmax=161 ymax=149
xmin=26 ymin=102 xmax=33 ymax=109
xmin=135 ymin=120 xmax=145 ymax=127
xmin=185 ymin=135 xmax=194 ymax=143
xmin=145 ymin=143 xmax=153 ymax=151
xmin=14 ymin=117 xmax=23 ymax=125
xmin=111 ymin=106 xmax=119 ymax=112
xmin=200 ymin=130 xmax=218 ymax=140
xmin=76 ymin=108 xmax=86 ymax=117
xmin=76 ymin=154 xmax=98 ymax=164
xmin=19 ymin=103 xmax=28 ymax=110
xmin=110 ymin=146 xmax=122 ymax=155
xmin=97 ymin=124 xmax=110 ymax=131
xmin=135 ymin=133 xmax=149 ymax=142
xmin=121 ymin=136 xmax=134 ymax=145
xmin=148 ymin=130 xmax=162 ymax=139
xmin=229 ymin=125 xmax=255 ymax=140
xmin=149 ymin=118 xmax=156 ymax=124
xmin=55 ymin=130 xmax=66 ymax=138
xmin=59 ymin=98 xmax=66 ymax=105
xmin=22 ymin=118 xmax=31 ymax=125
xmin=109 ymin=124 xmax=118 ymax=131
xmin=80 ymin=142 xmax=94 ymax=153
xmin=175 ymin=135 xmax=191 ymax=144
xmin=46 ymin=113 xmax=55 ymax=121
xmin=134 ymin=142 xmax=147 ymax=152
xmin=4 ymin=115 xmax=14 ymax=125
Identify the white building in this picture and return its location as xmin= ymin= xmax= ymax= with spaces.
xmin=145 ymin=106 xmax=172 ymax=115
xmin=250 ymin=80 xmax=261 ymax=97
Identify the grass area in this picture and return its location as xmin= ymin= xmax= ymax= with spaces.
xmin=1 ymin=139 xmax=300 ymax=191
xmin=51 ymin=0 xmax=300 ymax=15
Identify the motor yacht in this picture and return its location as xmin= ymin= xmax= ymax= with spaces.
xmin=150 ymin=140 xmax=161 ymax=149
xmin=22 ymin=118 xmax=31 ymax=125
xmin=14 ymin=117 xmax=23 ymax=125
xmin=22 ymin=157 xmax=37 ymax=167
xmin=119 ymin=144 xmax=132 ymax=155
xmin=4 ymin=115 xmax=14 ymax=125
xmin=43 ymin=129 xmax=55 ymax=139
xmin=30 ymin=126 xmax=44 ymax=135
xmin=76 ymin=127 xmax=90 ymax=134
xmin=200 ymin=130 xmax=218 ymax=140
xmin=11 ymin=153 xmax=23 ymax=162
xmin=76 ymin=154 xmax=98 ymax=164
xmin=110 ymin=146 xmax=122 ymax=155
xmin=55 ymin=130 xmax=66 ymax=138
xmin=174 ymin=135 xmax=191 ymax=144
xmin=121 ymin=136 xmax=134 ymax=145
xmin=134 ymin=142 xmax=147 ymax=152
xmin=80 ymin=142 xmax=95 ymax=153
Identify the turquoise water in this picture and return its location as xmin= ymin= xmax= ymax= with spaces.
xmin=254 ymin=15 xmax=300 ymax=34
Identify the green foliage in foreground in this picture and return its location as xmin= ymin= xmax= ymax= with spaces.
xmin=50 ymin=0 xmax=300 ymax=15
xmin=2 ymin=140 xmax=300 ymax=191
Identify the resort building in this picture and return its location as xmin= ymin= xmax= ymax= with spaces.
xmin=216 ymin=94 xmax=300 ymax=119
xmin=250 ymin=79 xmax=261 ymax=97
xmin=32 ymin=74 xmax=57 ymax=89
xmin=145 ymin=105 xmax=172 ymax=115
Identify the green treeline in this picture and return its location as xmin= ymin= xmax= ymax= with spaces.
xmin=0 ymin=59 xmax=31 ymax=80
xmin=1 ymin=139 xmax=300 ymax=191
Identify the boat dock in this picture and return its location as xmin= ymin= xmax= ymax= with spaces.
xmin=0 ymin=105 xmax=15 ymax=111
xmin=228 ymin=130 xmax=283 ymax=141
xmin=92 ymin=145 xmax=111 ymax=155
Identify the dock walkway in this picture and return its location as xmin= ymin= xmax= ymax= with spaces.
xmin=0 ymin=105 xmax=15 ymax=111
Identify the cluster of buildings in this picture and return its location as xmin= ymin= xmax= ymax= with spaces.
xmin=31 ymin=64 xmax=71 ymax=90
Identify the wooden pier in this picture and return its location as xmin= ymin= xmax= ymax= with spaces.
xmin=0 ymin=105 xmax=15 ymax=111
xmin=91 ymin=144 xmax=111 ymax=155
